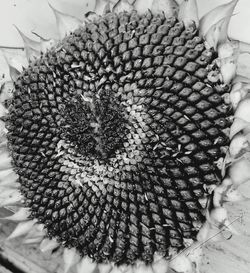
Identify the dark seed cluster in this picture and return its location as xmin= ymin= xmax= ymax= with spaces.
xmin=6 ymin=10 xmax=231 ymax=265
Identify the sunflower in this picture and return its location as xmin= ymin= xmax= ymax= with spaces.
xmin=0 ymin=0 xmax=250 ymax=272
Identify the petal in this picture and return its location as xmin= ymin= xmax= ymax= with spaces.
xmin=134 ymin=0 xmax=154 ymax=15
xmin=235 ymin=40 xmax=250 ymax=54
xmin=151 ymin=257 xmax=169 ymax=273
xmin=0 ymin=191 xmax=22 ymax=207
xmin=98 ymin=263 xmax=113 ymax=273
xmin=1 ymin=207 xmax=30 ymax=221
xmin=201 ymin=235 xmax=250 ymax=273
xmin=197 ymin=221 xmax=211 ymax=242
xmin=76 ymin=257 xmax=97 ymax=273
xmin=0 ymin=149 xmax=12 ymax=171
xmin=0 ymin=187 xmax=22 ymax=207
xmin=94 ymin=0 xmax=111 ymax=15
xmin=230 ymin=87 xmax=249 ymax=110
xmin=229 ymin=133 xmax=249 ymax=157
xmin=199 ymin=0 xmax=239 ymax=38
xmin=185 ymin=242 xmax=203 ymax=271
xmin=40 ymin=238 xmax=59 ymax=252
xmin=4 ymin=59 xmax=21 ymax=82
xmin=49 ymin=3 xmax=83 ymax=39
xmin=218 ymin=41 xmax=236 ymax=59
xmin=134 ymin=263 xmax=153 ymax=273
xmin=178 ymin=0 xmax=199 ymax=28
xmin=220 ymin=59 xmax=237 ymax=84
xmin=0 ymin=103 xmax=8 ymax=118
xmin=23 ymin=236 xmax=44 ymax=244
xmin=8 ymin=220 xmax=35 ymax=239
xmin=63 ymin=247 xmax=80 ymax=273
xmin=169 ymin=253 xmax=193 ymax=273
xmin=14 ymin=25 xmax=41 ymax=60
xmin=113 ymin=0 xmax=134 ymax=13
xmin=230 ymin=118 xmax=250 ymax=139
xmin=204 ymin=17 xmax=228 ymax=49
xmin=235 ymin=98 xmax=250 ymax=122
xmin=229 ymin=157 xmax=250 ymax=186
xmin=0 ymin=80 xmax=14 ymax=104
xmin=223 ymin=187 xmax=246 ymax=203
xmin=151 ymin=0 xmax=179 ymax=17
xmin=0 ymin=171 xmax=18 ymax=188
xmin=209 ymin=207 xmax=228 ymax=225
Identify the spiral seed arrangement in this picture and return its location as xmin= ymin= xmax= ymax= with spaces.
xmin=1 ymin=1 xmax=250 ymax=273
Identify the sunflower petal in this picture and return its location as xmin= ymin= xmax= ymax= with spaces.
xmin=98 ymin=263 xmax=112 ymax=273
xmin=94 ymin=0 xmax=110 ymax=15
xmin=0 ymin=80 xmax=14 ymax=103
xmin=151 ymin=0 xmax=178 ymax=17
xmin=40 ymin=238 xmax=59 ymax=252
xmin=233 ymin=75 xmax=250 ymax=84
xmin=235 ymin=98 xmax=250 ymax=122
xmin=178 ymin=0 xmax=199 ymax=28
xmin=134 ymin=263 xmax=153 ymax=273
xmin=201 ymin=235 xmax=250 ymax=273
xmin=229 ymin=157 xmax=250 ymax=186
xmin=110 ymin=265 xmax=131 ymax=273
xmin=169 ymin=253 xmax=193 ymax=273
xmin=134 ymin=0 xmax=154 ymax=15
xmin=199 ymin=0 xmax=238 ymax=38
xmin=0 ymin=150 xmax=12 ymax=171
xmin=0 ymin=190 xmax=22 ymax=207
xmin=230 ymin=118 xmax=250 ymax=139
xmin=113 ymin=0 xmax=134 ymax=13
xmin=209 ymin=207 xmax=228 ymax=225
xmin=0 ymin=187 xmax=22 ymax=206
xmin=0 ymin=171 xmax=18 ymax=188
xmin=0 ymin=103 xmax=8 ymax=118
xmin=223 ymin=187 xmax=246 ymax=203
xmin=151 ymin=257 xmax=169 ymax=273
xmin=76 ymin=257 xmax=97 ymax=273
xmin=220 ymin=58 xmax=237 ymax=84
xmin=230 ymin=86 xmax=249 ymax=109
xmin=22 ymin=236 xmax=43 ymax=244
xmin=8 ymin=220 xmax=35 ymax=240
xmin=204 ymin=17 xmax=229 ymax=49
xmin=2 ymin=207 xmax=30 ymax=221
xmin=197 ymin=221 xmax=211 ymax=242
xmin=63 ymin=247 xmax=80 ymax=273
xmin=6 ymin=63 xmax=20 ymax=82
xmin=235 ymin=40 xmax=250 ymax=54
xmin=229 ymin=133 xmax=248 ymax=157
xmin=14 ymin=26 xmax=41 ymax=60
xmin=49 ymin=3 xmax=83 ymax=39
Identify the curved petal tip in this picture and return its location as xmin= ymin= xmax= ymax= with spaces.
xmin=48 ymin=3 xmax=83 ymax=39
xmin=7 ymin=220 xmax=35 ymax=240
xmin=113 ymin=0 xmax=134 ymax=13
xmin=14 ymin=25 xmax=41 ymax=60
xmin=178 ymin=0 xmax=199 ymax=28
xmin=200 ymin=0 xmax=239 ymax=38
xmin=151 ymin=0 xmax=179 ymax=17
xmin=134 ymin=0 xmax=154 ymax=15
xmin=76 ymin=257 xmax=97 ymax=273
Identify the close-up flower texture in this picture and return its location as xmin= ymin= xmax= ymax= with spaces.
xmin=1 ymin=0 xmax=250 ymax=272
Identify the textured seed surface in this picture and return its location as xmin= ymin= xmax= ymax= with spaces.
xmin=7 ymin=11 xmax=231 ymax=265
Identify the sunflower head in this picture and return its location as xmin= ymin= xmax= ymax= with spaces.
xmin=1 ymin=1 xmax=250 ymax=273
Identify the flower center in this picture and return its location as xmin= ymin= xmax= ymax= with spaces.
xmin=62 ymin=88 xmax=127 ymax=159
xmin=6 ymin=10 xmax=231 ymax=265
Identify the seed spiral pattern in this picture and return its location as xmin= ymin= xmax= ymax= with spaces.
xmin=6 ymin=11 xmax=231 ymax=265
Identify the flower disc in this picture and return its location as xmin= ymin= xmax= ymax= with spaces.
xmin=6 ymin=11 xmax=231 ymax=265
